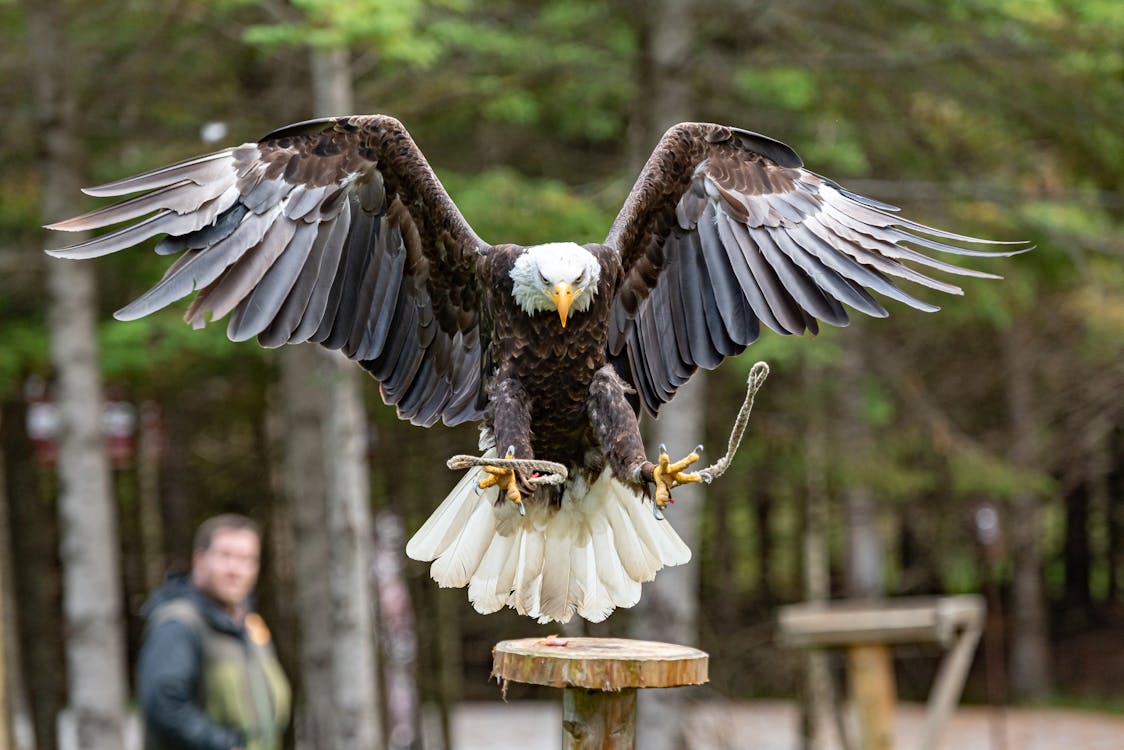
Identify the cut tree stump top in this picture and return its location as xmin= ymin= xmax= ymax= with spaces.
xmin=492 ymin=637 xmax=708 ymax=692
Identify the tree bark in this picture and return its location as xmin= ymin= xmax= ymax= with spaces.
xmin=135 ymin=402 xmax=166 ymax=592
xmin=372 ymin=512 xmax=420 ymax=750
xmin=2 ymin=399 xmax=51 ymax=750
xmin=302 ymin=44 xmax=382 ymax=750
xmin=25 ymin=1 xmax=130 ymax=747
xmin=0 ymin=409 xmax=39 ymax=750
xmin=1109 ymin=429 xmax=1124 ymax=603
xmin=1004 ymin=322 xmax=1051 ymax=699
xmin=1062 ymin=482 xmax=1091 ymax=620
xmin=800 ymin=358 xmax=839 ymax=750
xmin=839 ymin=337 xmax=884 ymax=600
xmin=278 ymin=345 xmax=335 ymax=750
xmin=323 ymin=357 xmax=380 ymax=750
xmin=628 ymin=4 xmax=699 ymax=748
xmin=1 ymin=412 xmax=13 ymax=750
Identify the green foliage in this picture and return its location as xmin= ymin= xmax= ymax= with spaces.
xmin=733 ymin=67 xmax=817 ymax=112
xmin=419 ymin=2 xmax=634 ymax=140
xmin=859 ymin=378 xmax=895 ymax=428
xmin=948 ymin=444 xmax=1056 ymax=499
xmin=441 ymin=167 xmax=614 ymax=245
xmin=242 ymin=0 xmax=445 ymax=65
xmin=0 ymin=319 xmax=49 ymax=398
xmin=731 ymin=326 xmax=843 ymax=373
xmin=98 ymin=312 xmax=268 ymax=386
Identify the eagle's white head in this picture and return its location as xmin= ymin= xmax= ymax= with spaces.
xmin=509 ymin=243 xmax=602 ymax=327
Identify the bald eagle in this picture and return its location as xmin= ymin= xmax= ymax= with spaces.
xmin=48 ymin=116 xmax=1023 ymax=623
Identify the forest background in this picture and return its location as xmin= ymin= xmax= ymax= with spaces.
xmin=1 ymin=1 xmax=1122 ymax=749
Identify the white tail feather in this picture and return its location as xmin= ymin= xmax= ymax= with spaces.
xmin=465 ymin=532 xmax=517 ymax=614
xmin=406 ymin=466 xmax=691 ymax=623
xmin=429 ymin=500 xmax=495 ymax=588
xmin=604 ymin=492 xmax=661 ymax=581
xmin=405 ymin=449 xmax=496 ymax=561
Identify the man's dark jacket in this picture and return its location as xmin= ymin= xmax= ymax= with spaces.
xmin=136 ymin=576 xmax=290 ymax=750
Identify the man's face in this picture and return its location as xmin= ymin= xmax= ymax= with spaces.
xmin=192 ymin=528 xmax=260 ymax=611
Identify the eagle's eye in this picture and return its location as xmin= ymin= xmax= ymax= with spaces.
xmin=538 ymin=271 xmax=550 ymax=287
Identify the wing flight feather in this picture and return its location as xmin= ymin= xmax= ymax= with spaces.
xmin=47 ymin=115 xmax=492 ymax=427
xmin=606 ymin=122 xmax=1029 ymax=414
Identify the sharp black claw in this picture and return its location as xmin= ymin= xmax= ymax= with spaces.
xmin=517 ymin=502 xmax=526 ymax=517
xmin=659 ymin=443 xmax=668 ymax=455
xmin=700 ymin=471 xmax=714 ymax=484
xmin=694 ymin=444 xmax=704 ymax=455
xmin=653 ymin=503 xmax=665 ymax=521
xmin=505 ymin=445 xmax=516 ymax=457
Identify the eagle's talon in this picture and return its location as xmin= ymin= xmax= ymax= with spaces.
xmin=479 ymin=448 xmax=526 ymax=510
xmin=651 ymin=446 xmax=704 ymax=510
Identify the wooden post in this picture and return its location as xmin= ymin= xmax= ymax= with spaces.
xmin=492 ymin=637 xmax=708 ymax=750
xmin=777 ymin=595 xmax=986 ymax=750
xmin=847 ymin=643 xmax=895 ymax=750
xmin=562 ymin=687 xmax=637 ymax=749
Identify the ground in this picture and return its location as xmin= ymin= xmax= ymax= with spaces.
xmin=425 ymin=700 xmax=1124 ymax=750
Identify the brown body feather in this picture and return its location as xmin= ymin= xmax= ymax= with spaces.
xmin=484 ymin=244 xmax=645 ymax=489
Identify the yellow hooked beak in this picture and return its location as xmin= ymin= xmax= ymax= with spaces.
xmin=552 ymin=281 xmax=576 ymax=328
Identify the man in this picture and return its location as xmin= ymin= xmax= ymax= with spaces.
xmin=137 ymin=514 xmax=291 ymax=750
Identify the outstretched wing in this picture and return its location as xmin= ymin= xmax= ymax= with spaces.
xmin=605 ymin=122 xmax=1027 ymax=415
xmin=48 ymin=115 xmax=490 ymax=427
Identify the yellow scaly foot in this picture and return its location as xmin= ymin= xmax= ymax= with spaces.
xmin=479 ymin=446 xmax=527 ymax=516
xmin=651 ymin=443 xmax=711 ymax=517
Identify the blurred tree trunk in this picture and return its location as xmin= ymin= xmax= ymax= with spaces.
xmin=137 ymin=402 xmax=166 ymax=592
xmin=756 ymin=494 xmax=775 ymax=605
xmin=322 ymin=355 xmax=380 ymax=750
xmin=839 ymin=339 xmax=884 ymax=600
xmin=0 ymin=416 xmax=34 ymax=750
xmin=628 ymin=4 xmax=699 ymax=750
xmin=1004 ymin=321 xmax=1051 ymax=700
xmin=800 ymin=358 xmax=839 ymax=750
xmin=275 ymin=42 xmax=383 ymax=750
xmin=279 ymin=345 xmax=335 ymax=750
xmin=1109 ymin=429 xmax=1124 ymax=602
xmin=25 ymin=0 xmax=129 ymax=748
xmin=1 ymin=412 xmax=14 ymax=750
xmin=2 ymin=399 xmax=53 ymax=750
xmin=302 ymin=45 xmax=382 ymax=750
xmin=372 ymin=512 xmax=420 ymax=750
xmin=158 ymin=405 xmax=193 ymax=572
xmin=1062 ymin=482 xmax=1091 ymax=621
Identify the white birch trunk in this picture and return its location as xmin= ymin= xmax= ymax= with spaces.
xmin=25 ymin=1 xmax=129 ymax=747
xmin=322 ymin=359 xmax=379 ymax=750
xmin=279 ymin=345 xmax=335 ymax=750
xmin=311 ymin=44 xmax=382 ymax=750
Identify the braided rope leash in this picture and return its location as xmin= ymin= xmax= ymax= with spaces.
xmin=446 ymin=454 xmax=568 ymax=486
xmin=696 ymin=360 xmax=771 ymax=480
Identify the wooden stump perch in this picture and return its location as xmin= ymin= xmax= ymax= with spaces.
xmin=493 ymin=637 xmax=708 ymax=749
